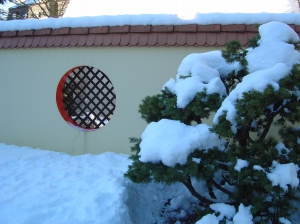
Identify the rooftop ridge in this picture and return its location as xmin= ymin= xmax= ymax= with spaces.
xmin=0 ymin=24 xmax=299 ymax=48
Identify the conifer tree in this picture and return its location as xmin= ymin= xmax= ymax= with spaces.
xmin=125 ymin=22 xmax=300 ymax=223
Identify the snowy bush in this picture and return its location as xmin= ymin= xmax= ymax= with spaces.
xmin=125 ymin=22 xmax=300 ymax=224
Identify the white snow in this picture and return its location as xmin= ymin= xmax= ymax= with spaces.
xmin=0 ymin=143 xmax=198 ymax=224
xmin=234 ymin=159 xmax=250 ymax=172
xmin=253 ymin=161 xmax=299 ymax=191
xmin=138 ymin=119 xmax=225 ymax=167
xmin=175 ymin=76 xmax=227 ymax=108
xmin=210 ymin=203 xmax=236 ymax=220
xmin=163 ymin=51 xmax=239 ymax=108
xmin=275 ymin=142 xmax=291 ymax=158
xmin=232 ymin=204 xmax=253 ymax=224
xmin=279 ymin=217 xmax=292 ymax=224
xmin=195 ymin=204 xmax=254 ymax=224
xmin=267 ymin=161 xmax=299 ymax=191
xmin=246 ymin=22 xmax=300 ymax=73
xmin=0 ymin=143 xmax=132 ymax=224
xmin=213 ymin=63 xmax=291 ymax=132
xmin=0 ymin=141 xmax=299 ymax=223
xmin=213 ymin=22 xmax=300 ymax=130
xmin=65 ymin=0 xmax=300 ymax=18
xmin=196 ymin=214 xmax=219 ymax=224
xmin=1 ymin=13 xmax=300 ymax=32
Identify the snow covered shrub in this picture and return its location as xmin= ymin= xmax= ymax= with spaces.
xmin=125 ymin=22 xmax=300 ymax=223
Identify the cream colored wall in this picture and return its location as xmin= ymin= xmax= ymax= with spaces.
xmin=0 ymin=46 xmax=223 ymax=154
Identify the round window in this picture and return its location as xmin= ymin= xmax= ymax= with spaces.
xmin=56 ymin=66 xmax=116 ymax=131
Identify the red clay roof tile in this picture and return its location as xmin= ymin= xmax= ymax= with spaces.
xmin=62 ymin=36 xmax=71 ymax=47
xmin=34 ymin=28 xmax=51 ymax=36
xmin=54 ymin=36 xmax=64 ymax=47
xmin=166 ymin=33 xmax=177 ymax=46
xmin=216 ymin=32 xmax=227 ymax=46
xmin=198 ymin=24 xmax=221 ymax=32
xmin=0 ymin=37 xmax=7 ymax=48
xmin=2 ymin=31 xmax=17 ymax=37
xmin=89 ymin=26 xmax=109 ymax=34
xmin=236 ymin=33 xmax=249 ymax=46
xmin=17 ymin=37 xmax=26 ymax=48
xmin=0 ymin=23 xmax=299 ymax=49
xmin=70 ymin=28 xmax=89 ymax=35
xmin=246 ymin=25 xmax=259 ymax=32
xmin=4 ymin=38 xmax=13 ymax=48
xmin=138 ymin=33 xmax=148 ymax=46
xmin=151 ymin=25 xmax=173 ymax=32
xmin=157 ymin=33 xmax=168 ymax=46
xmin=226 ymin=33 xmax=238 ymax=43
xmin=148 ymin=33 xmax=158 ymax=46
xmin=247 ymin=32 xmax=258 ymax=41
xmin=177 ymin=33 xmax=187 ymax=45
xmin=70 ymin=35 xmax=80 ymax=47
xmin=78 ymin=35 xmax=88 ymax=47
xmin=111 ymin=34 xmax=121 ymax=46
xmin=31 ymin=36 xmax=41 ymax=47
xmin=86 ymin=34 xmax=96 ymax=47
xmin=18 ymin=30 xmax=34 ymax=36
xmin=206 ymin=33 xmax=217 ymax=46
xmin=130 ymin=25 xmax=151 ymax=33
xmin=39 ymin=36 xmax=48 ymax=47
xmin=195 ymin=33 xmax=207 ymax=45
xmin=175 ymin=24 xmax=197 ymax=32
xmin=24 ymin=37 xmax=33 ymax=48
xmin=129 ymin=33 xmax=139 ymax=46
xmin=103 ymin=34 xmax=112 ymax=46
xmin=10 ymin=37 xmax=19 ymax=48
xmin=221 ymin=24 xmax=246 ymax=32
xmin=186 ymin=33 xmax=197 ymax=46
xmin=120 ymin=33 xmax=130 ymax=46
xmin=110 ymin=25 xmax=130 ymax=33
xmin=46 ymin=36 xmax=56 ymax=47
xmin=51 ymin=27 xmax=70 ymax=35
xmin=94 ymin=34 xmax=105 ymax=46
xmin=288 ymin=24 xmax=295 ymax=30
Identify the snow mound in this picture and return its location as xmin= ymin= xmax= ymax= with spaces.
xmin=139 ymin=119 xmax=225 ymax=167
xmin=0 ymin=143 xmax=132 ymax=224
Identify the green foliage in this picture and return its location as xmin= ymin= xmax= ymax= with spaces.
xmin=222 ymin=40 xmax=248 ymax=67
xmin=248 ymin=34 xmax=261 ymax=48
xmin=139 ymin=88 xmax=223 ymax=125
xmin=125 ymin=29 xmax=300 ymax=223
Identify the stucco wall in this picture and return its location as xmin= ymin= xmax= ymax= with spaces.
xmin=0 ymin=46 xmax=223 ymax=154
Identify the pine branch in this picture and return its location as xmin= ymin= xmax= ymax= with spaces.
xmin=210 ymin=178 xmax=233 ymax=197
xmin=181 ymin=177 xmax=214 ymax=205
xmin=259 ymin=101 xmax=289 ymax=141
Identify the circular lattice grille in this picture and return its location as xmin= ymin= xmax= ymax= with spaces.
xmin=57 ymin=66 xmax=116 ymax=130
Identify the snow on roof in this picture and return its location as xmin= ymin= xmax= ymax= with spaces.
xmin=0 ymin=0 xmax=299 ymax=32
xmin=64 ymin=0 xmax=300 ymax=17
xmin=1 ymin=13 xmax=300 ymax=32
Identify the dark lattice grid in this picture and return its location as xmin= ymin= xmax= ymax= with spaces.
xmin=62 ymin=66 xmax=116 ymax=129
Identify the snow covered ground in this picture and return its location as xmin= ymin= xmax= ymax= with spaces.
xmin=0 ymin=143 xmax=193 ymax=224
xmin=1 ymin=143 xmax=299 ymax=224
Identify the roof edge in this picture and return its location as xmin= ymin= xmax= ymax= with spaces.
xmin=0 ymin=24 xmax=299 ymax=48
